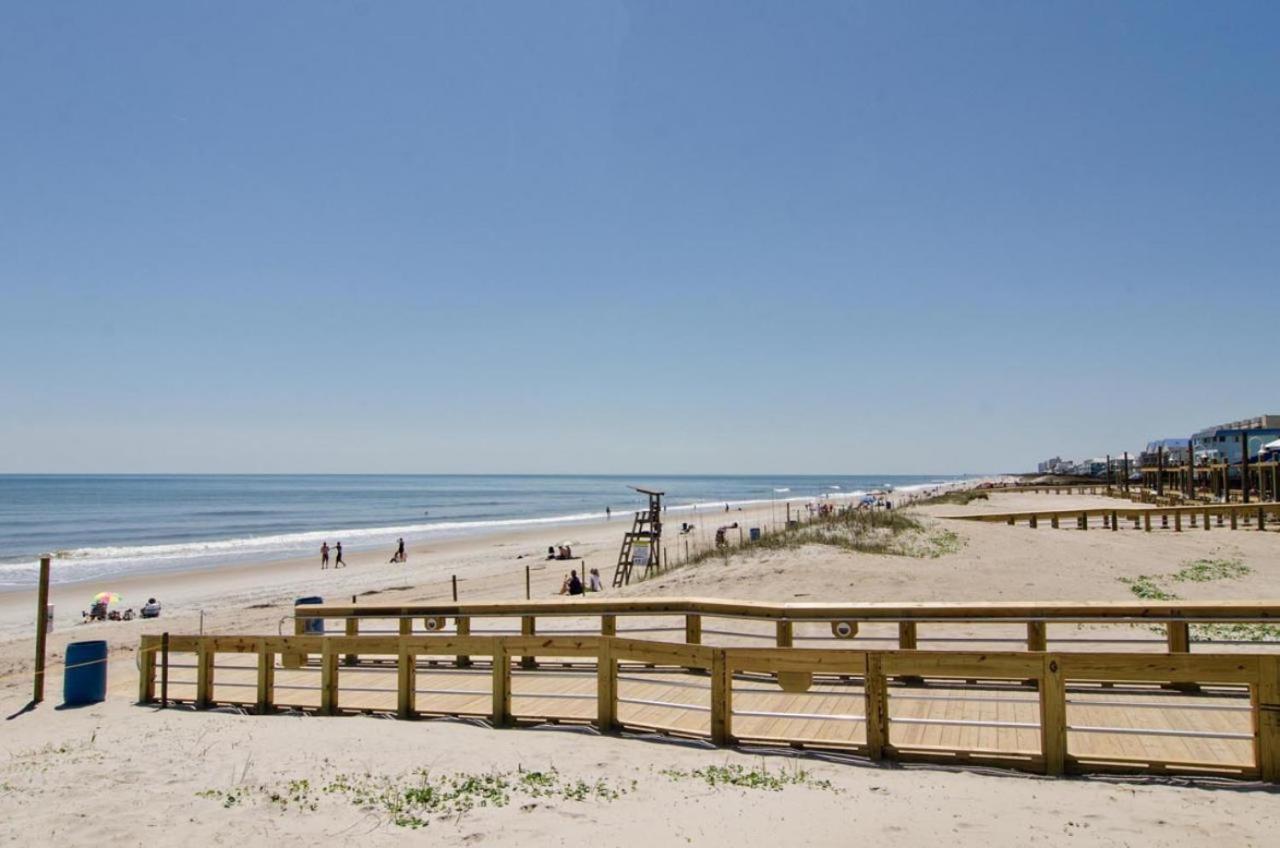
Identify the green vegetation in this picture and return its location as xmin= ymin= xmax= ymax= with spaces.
xmin=660 ymin=762 xmax=837 ymax=793
xmin=750 ymin=509 xmax=961 ymax=559
xmin=1119 ymin=557 xmax=1250 ymax=601
xmin=1172 ymin=558 xmax=1250 ymax=583
xmin=197 ymin=766 xmax=633 ymax=828
xmin=1192 ymin=622 xmax=1280 ymax=643
xmin=915 ymin=490 xmax=989 ymax=506
xmin=1117 ymin=575 xmax=1179 ymax=601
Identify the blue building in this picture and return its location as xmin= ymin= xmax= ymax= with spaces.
xmin=1190 ymin=415 xmax=1280 ymax=468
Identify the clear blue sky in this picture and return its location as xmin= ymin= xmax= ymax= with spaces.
xmin=2 ymin=1 xmax=1276 ymax=474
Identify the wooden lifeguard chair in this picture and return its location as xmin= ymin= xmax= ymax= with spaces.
xmin=612 ymin=487 xmax=663 ymax=587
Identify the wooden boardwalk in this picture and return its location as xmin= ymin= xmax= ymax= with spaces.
xmin=152 ymin=651 xmax=1257 ymax=776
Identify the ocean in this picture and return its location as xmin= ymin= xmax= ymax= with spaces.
xmin=0 ymin=474 xmax=977 ymax=588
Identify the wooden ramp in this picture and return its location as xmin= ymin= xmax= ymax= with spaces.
xmin=150 ymin=650 xmax=1260 ymax=778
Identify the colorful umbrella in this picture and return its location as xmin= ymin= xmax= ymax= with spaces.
xmin=92 ymin=591 xmax=122 ymax=606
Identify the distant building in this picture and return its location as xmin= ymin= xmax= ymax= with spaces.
xmin=1191 ymin=415 xmax=1280 ymax=467
xmin=1140 ymin=438 xmax=1190 ymax=468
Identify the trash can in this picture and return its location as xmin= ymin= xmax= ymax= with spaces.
xmin=282 ymin=597 xmax=324 ymax=669
xmin=749 ymin=527 xmax=761 ymax=542
xmin=295 ymin=596 xmax=325 ymax=634
xmin=64 ymin=640 xmax=108 ymax=706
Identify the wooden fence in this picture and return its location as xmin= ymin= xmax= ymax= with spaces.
xmin=949 ymin=502 xmax=1280 ymax=532
xmin=137 ymin=633 xmax=1280 ymax=781
xmin=283 ymin=598 xmax=1280 ymax=657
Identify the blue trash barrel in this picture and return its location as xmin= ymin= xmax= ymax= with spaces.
xmin=64 ymin=640 xmax=108 ymax=706
xmin=749 ymin=527 xmax=761 ymax=542
xmin=295 ymin=596 xmax=325 ymax=634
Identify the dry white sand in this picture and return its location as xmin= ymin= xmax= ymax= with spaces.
xmin=1 ymin=490 xmax=1278 ymax=846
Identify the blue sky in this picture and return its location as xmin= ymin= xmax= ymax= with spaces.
xmin=1 ymin=1 xmax=1276 ymax=474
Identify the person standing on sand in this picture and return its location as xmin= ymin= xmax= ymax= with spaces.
xmin=606 ymin=506 xmax=611 ymax=521
xmin=390 ymin=537 xmax=405 ymax=563
xmin=320 ymin=541 xmax=330 ymax=569
xmin=335 ymin=541 xmax=346 ymax=568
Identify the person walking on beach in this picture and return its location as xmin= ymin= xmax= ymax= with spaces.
xmin=320 ymin=541 xmax=330 ymax=569
xmin=605 ymin=506 xmax=611 ymax=521
xmin=334 ymin=541 xmax=346 ymax=568
xmin=389 ymin=537 xmax=405 ymax=564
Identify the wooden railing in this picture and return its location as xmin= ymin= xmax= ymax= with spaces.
xmin=137 ymin=633 xmax=1280 ymax=781
xmin=283 ymin=598 xmax=1280 ymax=657
xmin=948 ymin=502 xmax=1280 ymax=532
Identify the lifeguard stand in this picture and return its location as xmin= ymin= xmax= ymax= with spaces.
xmin=612 ymin=486 xmax=663 ymax=586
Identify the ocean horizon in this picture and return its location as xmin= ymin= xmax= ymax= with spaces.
xmin=0 ymin=473 xmax=981 ymax=588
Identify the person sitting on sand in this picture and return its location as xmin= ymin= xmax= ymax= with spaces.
xmin=141 ymin=598 xmax=161 ymax=618
xmin=87 ymin=600 xmax=108 ymax=622
xmin=587 ymin=568 xmax=603 ymax=592
xmin=547 ymin=546 xmax=556 ymax=559
xmin=567 ymin=570 xmax=584 ymax=596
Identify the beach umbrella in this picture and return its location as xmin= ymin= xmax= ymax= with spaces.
xmin=92 ymin=591 xmax=122 ymax=606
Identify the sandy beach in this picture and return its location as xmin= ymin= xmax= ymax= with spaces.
xmin=2 ymin=488 xmax=1278 ymax=846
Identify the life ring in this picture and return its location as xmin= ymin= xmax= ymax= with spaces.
xmin=423 ymin=616 xmax=447 ymax=632
xmin=831 ymin=620 xmax=858 ymax=640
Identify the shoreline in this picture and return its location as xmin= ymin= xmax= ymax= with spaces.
xmin=0 ymin=477 xmax=989 ymax=594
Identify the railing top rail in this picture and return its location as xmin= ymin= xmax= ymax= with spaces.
xmin=297 ymin=597 xmax=1280 ymax=623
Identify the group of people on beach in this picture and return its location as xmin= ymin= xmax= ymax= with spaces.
xmin=559 ymin=567 xmax=603 ymax=596
xmin=321 ymin=537 xmax=408 ymax=569
xmin=83 ymin=597 xmax=161 ymax=623
xmin=547 ymin=545 xmax=575 ymax=560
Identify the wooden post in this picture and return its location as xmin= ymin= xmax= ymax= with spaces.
xmin=1204 ymin=509 xmax=1210 ymax=531
xmin=33 ymin=555 xmax=50 ymax=703
xmin=1166 ymin=621 xmax=1190 ymax=654
xmin=1080 ymin=511 xmax=1088 ymax=531
xmin=196 ymin=642 xmax=214 ymax=709
xmin=601 ymin=614 xmax=616 ymax=636
xmin=898 ymin=622 xmax=918 ymax=650
xmin=491 ymin=643 xmax=511 ymax=727
xmin=1157 ymin=446 xmax=1165 ymax=496
xmin=160 ymin=632 xmax=170 ymax=708
xmin=1029 ymin=513 xmax=1037 ymax=528
xmin=344 ymin=617 xmax=359 ymax=666
xmin=710 ymin=649 xmax=731 ymax=745
xmin=320 ymin=641 xmax=338 ymax=715
xmin=1040 ymin=655 xmax=1066 ymax=776
xmin=399 ymin=617 xmax=412 ymax=636
xmin=397 ymin=645 xmax=416 ymax=719
xmin=1123 ymin=451 xmax=1130 ymax=492
xmin=596 ymin=639 xmax=616 ymax=733
xmin=256 ymin=642 xmax=274 ymax=714
xmin=1258 ymin=506 xmax=1266 ymax=531
xmin=525 ymin=565 xmax=531 ymax=600
xmin=1174 ymin=511 xmax=1182 ymax=532
xmin=1110 ymin=510 xmax=1118 ymax=531
xmin=1232 ymin=510 xmax=1239 ymax=530
xmin=775 ymin=620 xmax=793 ymax=648
xmin=1027 ymin=621 xmax=1047 ymax=652
xmin=1257 ymin=655 xmax=1279 ymax=782
xmin=1051 ymin=515 xmax=1059 ymax=529
xmin=452 ymin=574 xmax=458 ymax=602
xmin=138 ymin=636 xmax=158 ymax=705
xmin=685 ymin=614 xmax=702 ymax=645
xmin=455 ymin=617 xmax=472 ymax=667
xmin=1242 ymin=431 xmax=1250 ymax=505
xmin=864 ymin=653 xmax=888 ymax=761
xmin=520 ymin=616 xmax=537 ymax=669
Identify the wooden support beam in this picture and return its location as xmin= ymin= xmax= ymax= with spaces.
xmin=596 ymin=640 xmax=616 ymax=733
xmin=1040 ymin=655 xmax=1066 ymax=776
xmin=138 ymin=636 xmax=157 ymax=705
xmin=196 ymin=642 xmax=214 ymax=709
xmin=1027 ymin=622 xmax=1048 ymax=652
xmin=1232 ymin=511 xmax=1239 ymax=530
xmin=775 ymin=620 xmax=793 ymax=648
xmin=344 ymin=617 xmax=359 ymax=666
xmin=33 ymin=556 xmax=50 ymax=703
xmin=710 ymin=649 xmax=732 ymax=745
xmin=520 ymin=615 xmax=537 ymax=670
xmin=397 ymin=646 xmax=415 ymax=719
xmin=1110 ymin=510 xmax=1118 ymax=532
xmin=1257 ymin=655 xmax=1279 ymax=783
xmin=455 ymin=617 xmax=472 ymax=667
xmin=491 ymin=644 xmax=511 ymax=727
xmin=398 ymin=617 xmax=412 ymax=636
xmin=320 ymin=641 xmax=338 ymax=715
xmin=1166 ymin=622 xmax=1190 ymax=654
xmin=1029 ymin=513 xmax=1037 ymax=528
xmin=864 ymin=654 xmax=888 ymax=761
xmin=1174 ymin=512 xmax=1182 ymax=532
xmin=685 ymin=614 xmax=702 ymax=645
xmin=256 ymin=644 xmax=274 ymax=714
xmin=898 ymin=622 xmax=918 ymax=650
xmin=601 ymin=614 xmax=616 ymax=636
xmin=1051 ymin=515 xmax=1059 ymax=529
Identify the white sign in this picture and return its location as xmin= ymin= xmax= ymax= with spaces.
xmin=631 ymin=540 xmax=651 ymax=567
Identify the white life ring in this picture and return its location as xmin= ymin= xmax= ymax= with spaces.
xmin=423 ymin=616 xmax=447 ymax=632
xmin=831 ymin=620 xmax=858 ymax=640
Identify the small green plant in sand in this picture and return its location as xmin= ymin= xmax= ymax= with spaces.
xmin=1171 ymin=558 xmax=1250 ymax=583
xmin=748 ymin=510 xmax=960 ymax=559
xmin=197 ymin=766 xmax=632 ymax=828
xmin=660 ymin=762 xmax=837 ymax=793
xmin=1117 ymin=575 xmax=1179 ymax=602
